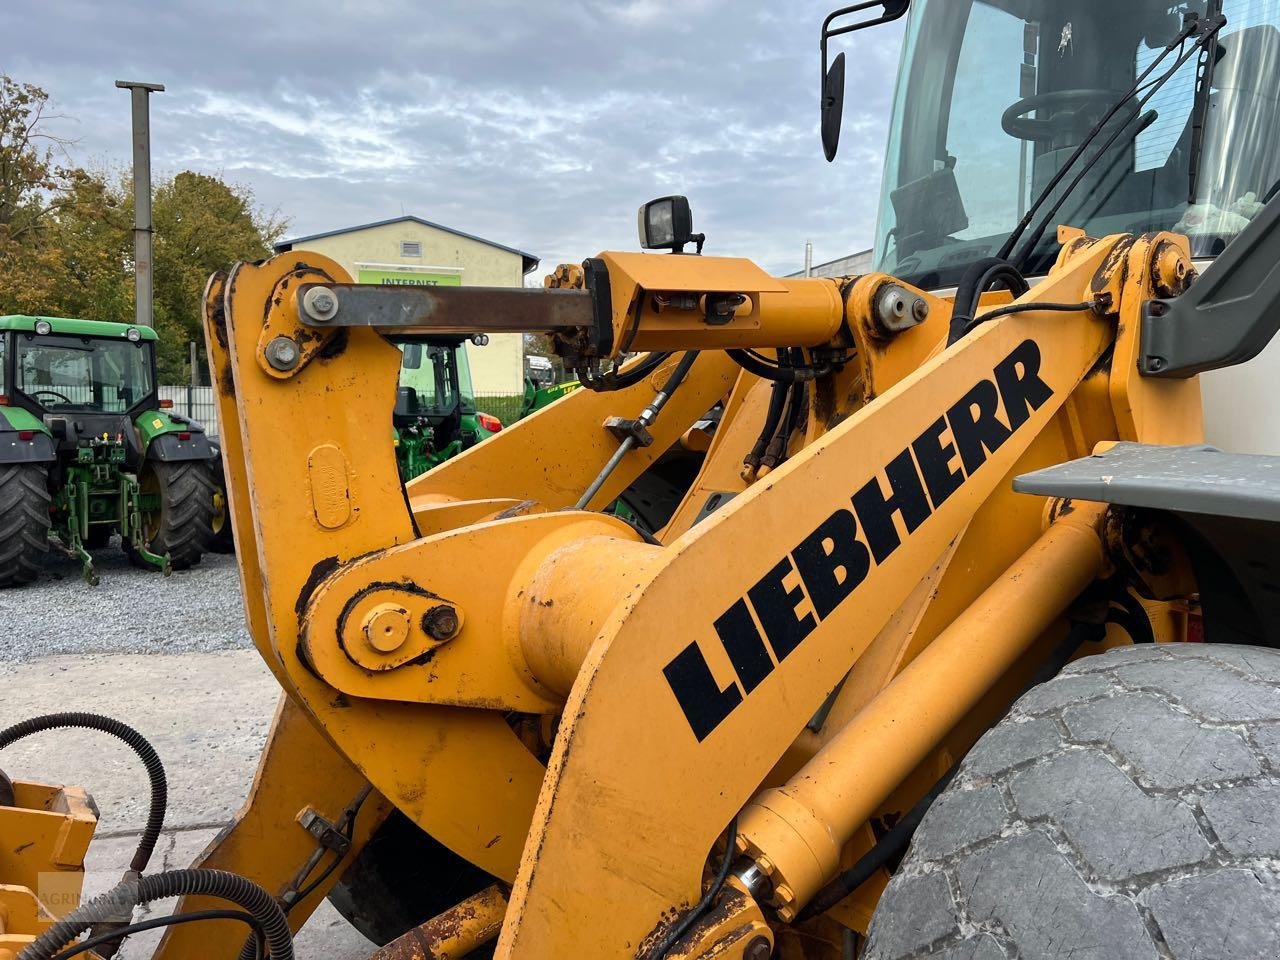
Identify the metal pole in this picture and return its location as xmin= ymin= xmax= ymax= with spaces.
xmin=188 ymin=340 xmax=198 ymax=417
xmin=804 ymin=240 xmax=813 ymax=277
xmin=115 ymin=80 xmax=165 ymax=328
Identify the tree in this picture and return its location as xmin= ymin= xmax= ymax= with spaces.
xmin=0 ymin=75 xmax=75 ymax=244
xmin=0 ymin=74 xmax=290 ymax=383
xmin=151 ymin=172 xmax=287 ymax=379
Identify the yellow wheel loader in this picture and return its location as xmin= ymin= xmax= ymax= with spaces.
xmin=6 ymin=1 xmax=1280 ymax=958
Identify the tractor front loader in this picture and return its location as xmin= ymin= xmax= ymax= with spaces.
xmin=8 ymin=1 xmax=1280 ymax=958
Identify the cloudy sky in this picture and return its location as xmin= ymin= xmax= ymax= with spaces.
xmin=4 ymin=1 xmax=905 ymax=279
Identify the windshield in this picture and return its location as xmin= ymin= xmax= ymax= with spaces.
xmin=873 ymin=0 xmax=1280 ymax=289
xmin=398 ymin=342 xmax=476 ymax=417
xmin=16 ymin=334 xmax=154 ymax=412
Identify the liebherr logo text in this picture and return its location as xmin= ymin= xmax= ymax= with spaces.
xmin=663 ymin=339 xmax=1054 ymax=741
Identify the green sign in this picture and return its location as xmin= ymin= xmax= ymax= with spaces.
xmin=358 ymin=269 xmax=461 ymax=287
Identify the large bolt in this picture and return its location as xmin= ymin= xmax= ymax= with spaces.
xmin=744 ymin=936 xmax=772 ymax=960
xmin=302 ymin=285 xmax=340 ymax=323
xmin=874 ymin=283 xmax=929 ymax=335
xmin=363 ymin=603 xmax=411 ymax=653
xmin=422 ymin=605 xmax=462 ymax=642
xmin=264 ymin=336 xmax=301 ymax=371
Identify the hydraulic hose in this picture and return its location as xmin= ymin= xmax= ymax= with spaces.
xmin=0 ymin=713 xmax=166 ymax=873
xmin=743 ymin=379 xmax=788 ymax=473
xmin=18 ymin=869 xmax=293 ymax=960
xmin=727 ymin=349 xmax=831 ymax=383
xmin=947 ymin=258 xmax=1030 ymax=345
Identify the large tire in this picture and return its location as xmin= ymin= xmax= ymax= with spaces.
xmin=125 ymin=460 xmax=215 ymax=570
xmin=327 ymin=809 xmax=497 ymax=954
xmin=865 ymin=643 xmax=1280 ymax=960
xmin=0 ymin=463 xmax=50 ymax=586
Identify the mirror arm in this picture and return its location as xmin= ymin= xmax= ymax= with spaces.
xmin=1141 ymin=190 xmax=1280 ymax=378
xmin=820 ymin=1 xmax=910 ymax=161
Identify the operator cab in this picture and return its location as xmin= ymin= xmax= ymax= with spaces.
xmin=394 ymin=338 xmax=481 ymax=450
xmin=863 ymin=0 xmax=1280 ymax=289
xmin=0 ymin=318 xmax=158 ymax=465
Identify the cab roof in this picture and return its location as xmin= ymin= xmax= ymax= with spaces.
xmin=0 ymin=315 xmax=159 ymax=341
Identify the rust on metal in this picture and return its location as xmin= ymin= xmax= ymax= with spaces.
xmin=295 ymin=283 xmax=595 ymax=335
xmin=370 ymin=884 xmax=508 ymax=960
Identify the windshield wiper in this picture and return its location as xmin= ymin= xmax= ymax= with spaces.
xmin=1187 ymin=0 xmax=1225 ymax=203
xmin=998 ymin=11 xmax=1227 ymax=271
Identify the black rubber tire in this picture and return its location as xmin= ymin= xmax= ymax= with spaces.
xmin=327 ymin=809 xmax=497 ymax=955
xmin=125 ymin=460 xmax=215 ymax=570
xmin=865 ymin=643 xmax=1280 ymax=960
xmin=0 ymin=463 xmax=51 ymax=587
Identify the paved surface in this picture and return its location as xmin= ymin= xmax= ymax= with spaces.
xmin=0 ymin=549 xmax=376 ymax=959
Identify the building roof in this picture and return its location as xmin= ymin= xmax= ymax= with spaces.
xmin=785 ymin=249 xmax=874 ymax=279
xmin=274 ymin=215 xmax=540 ymax=275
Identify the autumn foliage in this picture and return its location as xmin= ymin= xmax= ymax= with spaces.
xmin=0 ymin=75 xmax=287 ymax=380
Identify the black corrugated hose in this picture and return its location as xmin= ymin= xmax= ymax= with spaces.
xmin=0 ymin=712 xmax=166 ymax=873
xmin=17 ymin=869 xmax=293 ymax=960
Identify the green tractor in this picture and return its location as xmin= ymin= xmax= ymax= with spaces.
xmin=0 ymin=315 xmax=217 ymax=586
xmin=392 ymin=336 xmax=504 ymax=482
xmin=519 ymin=354 xmax=578 ymax=418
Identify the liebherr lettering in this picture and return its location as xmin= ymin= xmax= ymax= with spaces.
xmin=663 ymin=339 xmax=1054 ymax=741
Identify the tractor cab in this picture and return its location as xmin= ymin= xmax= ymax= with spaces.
xmin=1 ymin=315 xmax=159 ymax=466
xmin=861 ymin=0 xmax=1280 ymax=290
xmin=391 ymin=337 xmax=502 ymax=482
xmin=0 ymin=316 xmax=217 ymax=585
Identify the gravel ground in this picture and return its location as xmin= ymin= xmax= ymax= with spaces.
xmin=0 ymin=536 xmax=251 ymax=661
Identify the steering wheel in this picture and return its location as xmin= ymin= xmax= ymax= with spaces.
xmin=1002 ymin=89 xmax=1128 ymax=143
xmin=30 ymin=388 xmax=73 ymax=404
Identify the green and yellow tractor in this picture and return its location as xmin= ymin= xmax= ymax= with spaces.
xmin=0 ymin=315 xmax=217 ymax=586
xmin=391 ymin=336 xmax=505 ymax=482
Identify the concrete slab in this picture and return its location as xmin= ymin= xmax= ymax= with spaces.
xmin=0 ymin=650 xmax=376 ymax=958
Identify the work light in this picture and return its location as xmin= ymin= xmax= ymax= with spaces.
xmin=34 ymin=320 xmax=52 ymax=335
xmin=638 ymin=196 xmax=701 ymax=252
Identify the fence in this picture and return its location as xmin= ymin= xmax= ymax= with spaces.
xmin=158 ymin=388 xmax=529 ymax=437
xmin=473 ymin=392 xmax=525 ymax=426
xmin=159 ymin=385 xmax=219 ymax=434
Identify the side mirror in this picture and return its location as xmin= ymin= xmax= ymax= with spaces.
xmin=1140 ymin=191 xmax=1280 ymax=378
xmin=821 ymin=1 xmax=910 ymax=162
xmin=402 ymin=343 xmax=423 ymax=370
xmin=821 ymin=53 xmax=846 ymax=163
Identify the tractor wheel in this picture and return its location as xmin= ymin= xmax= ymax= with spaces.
xmin=328 ymin=809 xmax=497 ymax=954
xmin=864 ymin=643 xmax=1280 ymax=960
xmin=125 ymin=460 xmax=215 ymax=571
xmin=207 ymin=492 xmax=235 ymax=554
xmin=0 ymin=463 xmax=50 ymax=587
xmin=207 ymin=448 xmax=235 ymax=554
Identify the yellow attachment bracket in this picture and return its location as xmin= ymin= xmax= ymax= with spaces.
xmin=0 ymin=780 xmax=96 ymax=956
xmin=300 ymin=512 xmax=651 ymax=709
xmin=204 ymin=253 xmax=546 ymax=880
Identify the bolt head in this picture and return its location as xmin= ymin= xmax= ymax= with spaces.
xmin=745 ymin=935 xmax=772 ymax=959
xmin=422 ymin=605 xmax=461 ymax=641
xmin=302 ymin=285 xmax=340 ymax=322
xmin=265 ymin=336 xmax=300 ymax=371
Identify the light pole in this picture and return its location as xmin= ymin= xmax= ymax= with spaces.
xmin=115 ymin=80 xmax=165 ymax=328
